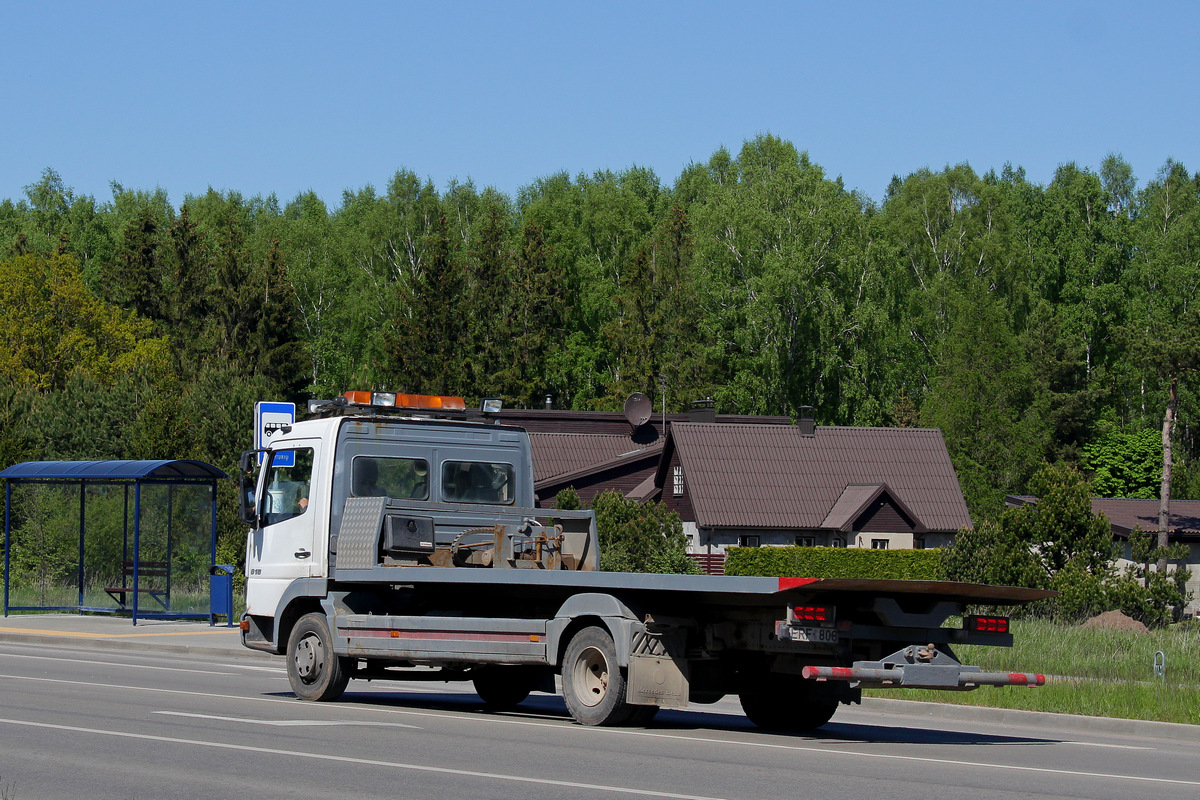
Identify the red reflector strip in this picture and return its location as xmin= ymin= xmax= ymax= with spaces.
xmin=778 ymin=577 xmax=819 ymax=590
xmin=1010 ymin=673 xmax=1046 ymax=686
xmin=342 ymin=628 xmax=540 ymax=643
xmin=801 ymin=666 xmax=859 ymax=681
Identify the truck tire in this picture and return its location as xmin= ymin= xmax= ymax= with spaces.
xmin=472 ymin=666 xmax=534 ymax=710
xmin=562 ymin=626 xmax=634 ymax=726
xmin=287 ymin=612 xmax=351 ymax=702
xmin=626 ymin=704 xmax=660 ymax=725
xmin=739 ymin=679 xmax=838 ymax=731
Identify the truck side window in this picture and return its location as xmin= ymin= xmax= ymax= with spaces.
xmin=352 ymin=456 xmax=429 ymax=500
xmin=262 ymin=448 xmax=314 ymax=525
xmin=441 ymin=461 xmax=514 ymax=504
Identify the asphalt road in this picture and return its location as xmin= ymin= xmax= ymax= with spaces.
xmin=0 ymin=640 xmax=1197 ymax=800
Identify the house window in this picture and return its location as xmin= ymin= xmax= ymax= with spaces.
xmin=672 ymin=465 xmax=684 ymax=497
xmin=738 ymin=535 xmax=760 ymax=548
xmin=832 ymin=537 xmax=845 ymax=548
xmin=914 ymin=537 xmax=926 ymax=550
xmin=795 ymin=536 xmax=815 ymax=547
xmin=871 ymin=538 xmax=889 ymax=550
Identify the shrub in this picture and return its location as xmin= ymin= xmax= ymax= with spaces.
xmin=725 ymin=546 xmax=941 ymax=580
xmin=589 ymin=489 xmax=698 ymax=574
xmin=940 ymin=464 xmax=1192 ymax=625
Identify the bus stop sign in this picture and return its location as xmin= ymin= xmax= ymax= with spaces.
xmin=255 ymin=401 xmax=295 ymax=466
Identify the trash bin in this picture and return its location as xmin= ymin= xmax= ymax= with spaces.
xmin=209 ymin=564 xmax=235 ymax=627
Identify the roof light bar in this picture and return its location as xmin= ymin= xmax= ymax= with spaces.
xmin=342 ymin=391 xmax=467 ymax=412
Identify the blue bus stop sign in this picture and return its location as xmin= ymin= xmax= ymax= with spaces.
xmin=254 ymin=401 xmax=296 ymax=466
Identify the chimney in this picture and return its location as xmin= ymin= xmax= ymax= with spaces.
xmin=798 ymin=405 xmax=815 ymax=436
xmin=688 ymin=397 xmax=716 ymax=423
xmin=544 ymin=394 xmax=553 ymax=410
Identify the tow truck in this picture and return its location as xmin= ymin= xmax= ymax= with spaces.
xmin=239 ymin=391 xmax=1049 ymax=729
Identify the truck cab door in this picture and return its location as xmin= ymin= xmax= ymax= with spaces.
xmin=245 ymin=441 xmax=322 ymax=618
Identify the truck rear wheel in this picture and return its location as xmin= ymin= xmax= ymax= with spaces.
xmin=626 ymin=704 xmax=660 ymax=725
xmin=739 ymin=678 xmax=838 ymax=731
xmin=287 ymin=612 xmax=351 ymax=702
xmin=473 ymin=666 xmax=535 ymax=710
xmin=562 ymin=626 xmax=633 ymax=726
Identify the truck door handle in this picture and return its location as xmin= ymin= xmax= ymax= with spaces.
xmin=295 ymin=549 xmax=311 ymax=559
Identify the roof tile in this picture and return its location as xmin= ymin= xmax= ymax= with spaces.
xmin=670 ymin=424 xmax=971 ymax=532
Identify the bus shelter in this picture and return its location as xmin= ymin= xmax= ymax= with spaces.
xmin=1 ymin=460 xmax=228 ymax=625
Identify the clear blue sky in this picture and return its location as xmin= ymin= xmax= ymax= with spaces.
xmin=3 ymin=1 xmax=1198 ymax=209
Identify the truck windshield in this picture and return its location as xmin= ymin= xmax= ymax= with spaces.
xmin=441 ymin=461 xmax=514 ymax=504
xmin=262 ymin=448 xmax=314 ymax=525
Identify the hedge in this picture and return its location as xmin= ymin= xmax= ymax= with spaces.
xmin=724 ymin=546 xmax=941 ymax=580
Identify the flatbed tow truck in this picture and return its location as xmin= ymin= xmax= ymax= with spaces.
xmin=239 ymin=391 xmax=1050 ymax=729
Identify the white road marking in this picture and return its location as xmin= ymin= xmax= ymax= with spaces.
xmin=155 ymin=711 xmax=419 ymax=728
xmin=0 ymin=651 xmax=235 ymax=675
xmin=0 ymin=717 xmax=730 ymax=800
xmin=2 ymin=672 xmax=1194 ymax=789
xmin=1058 ymin=740 xmax=1155 ymax=750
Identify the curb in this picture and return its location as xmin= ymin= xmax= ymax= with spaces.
xmin=0 ymin=629 xmax=271 ymax=661
xmin=860 ymin=696 xmax=1200 ymax=743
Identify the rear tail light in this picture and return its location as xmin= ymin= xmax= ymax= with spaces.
xmin=792 ymin=605 xmax=831 ymax=623
xmin=966 ymin=615 xmax=1009 ymax=633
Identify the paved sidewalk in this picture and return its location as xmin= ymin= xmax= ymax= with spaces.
xmin=0 ymin=612 xmax=257 ymax=658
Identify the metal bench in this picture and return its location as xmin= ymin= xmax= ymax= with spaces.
xmin=104 ymin=560 xmax=170 ymax=610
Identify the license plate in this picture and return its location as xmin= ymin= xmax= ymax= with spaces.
xmin=784 ymin=625 xmax=838 ymax=644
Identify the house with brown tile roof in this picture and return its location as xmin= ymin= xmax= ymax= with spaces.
xmin=495 ymin=405 xmax=790 ymax=508
xmin=1007 ymin=495 xmax=1200 ymax=615
xmin=529 ymin=432 xmax=663 ymax=507
xmin=653 ymin=422 xmax=973 ymax=557
xmin=500 ymin=401 xmax=972 ymax=570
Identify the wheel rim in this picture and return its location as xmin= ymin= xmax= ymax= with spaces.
xmin=294 ymin=632 xmax=324 ymax=683
xmin=572 ymin=645 xmax=610 ymax=707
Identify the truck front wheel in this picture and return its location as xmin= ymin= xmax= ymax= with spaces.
xmin=562 ymin=626 xmax=633 ymax=726
xmin=287 ymin=612 xmax=351 ymax=702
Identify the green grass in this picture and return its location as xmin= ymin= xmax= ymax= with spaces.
xmin=866 ymin=618 xmax=1200 ymax=725
xmin=4 ymin=581 xmax=244 ymax=618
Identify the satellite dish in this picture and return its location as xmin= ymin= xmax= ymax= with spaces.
xmin=624 ymin=392 xmax=653 ymax=428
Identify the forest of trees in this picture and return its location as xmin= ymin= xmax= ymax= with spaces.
xmin=3 ymin=135 xmax=1200 ymax=562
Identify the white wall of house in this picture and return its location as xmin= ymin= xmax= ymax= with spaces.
xmin=694 ymin=528 xmax=949 ymax=554
xmin=682 ymin=521 xmax=699 ymax=554
xmin=852 ymin=532 xmax=913 ymax=550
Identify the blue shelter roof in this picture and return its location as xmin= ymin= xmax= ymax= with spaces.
xmin=0 ymin=460 xmax=228 ymax=481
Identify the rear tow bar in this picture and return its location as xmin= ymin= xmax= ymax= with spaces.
xmin=803 ymin=645 xmax=1046 ymax=690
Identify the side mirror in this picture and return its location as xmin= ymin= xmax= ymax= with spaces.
xmin=238 ymin=450 xmax=264 ymax=527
